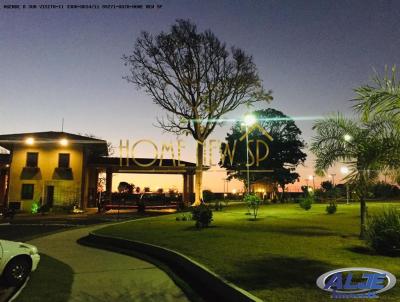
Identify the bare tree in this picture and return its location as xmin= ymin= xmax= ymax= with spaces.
xmin=123 ymin=20 xmax=272 ymax=205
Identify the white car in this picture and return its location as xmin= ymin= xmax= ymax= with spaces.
xmin=0 ymin=240 xmax=40 ymax=286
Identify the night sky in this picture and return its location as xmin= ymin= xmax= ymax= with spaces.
xmin=1 ymin=0 xmax=399 ymax=191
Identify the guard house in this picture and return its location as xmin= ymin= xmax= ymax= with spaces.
xmin=0 ymin=132 xmax=197 ymax=211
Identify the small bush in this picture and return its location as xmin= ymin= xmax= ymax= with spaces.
xmin=31 ymin=202 xmax=40 ymax=214
xmin=326 ymin=202 xmax=337 ymax=214
xmin=366 ymin=207 xmax=400 ymax=255
xmin=299 ymin=195 xmax=313 ymax=210
xmin=244 ymin=194 xmax=261 ymax=220
xmin=191 ymin=204 xmax=213 ymax=228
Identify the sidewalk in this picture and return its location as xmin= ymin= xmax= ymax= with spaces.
xmin=18 ymin=224 xmax=189 ymax=302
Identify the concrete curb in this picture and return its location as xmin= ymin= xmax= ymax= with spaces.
xmin=83 ymin=232 xmax=264 ymax=302
xmin=7 ymin=277 xmax=29 ymax=302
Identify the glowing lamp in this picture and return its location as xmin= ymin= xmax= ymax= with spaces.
xmin=244 ymin=114 xmax=256 ymax=126
xmin=25 ymin=137 xmax=35 ymax=145
xmin=344 ymin=134 xmax=352 ymax=142
xmin=60 ymin=138 xmax=68 ymax=146
xmin=340 ymin=166 xmax=349 ymax=174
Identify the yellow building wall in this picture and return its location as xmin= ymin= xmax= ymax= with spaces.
xmin=8 ymin=145 xmax=84 ymax=212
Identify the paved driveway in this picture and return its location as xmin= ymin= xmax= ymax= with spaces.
xmin=17 ymin=225 xmax=188 ymax=302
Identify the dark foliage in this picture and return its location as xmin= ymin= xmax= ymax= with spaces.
xmin=220 ymin=108 xmax=306 ymax=202
xmin=299 ymin=195 xmax=313 ymax=211
xmin=326 ymin=202 xmax=337 ymax=214
xmin=366 ymin=207 xmax=400 ymax=255
xmin=191 ymin=204 xmax=213 ymax=228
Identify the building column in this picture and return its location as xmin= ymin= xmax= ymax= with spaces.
xmin=182 ymin=173 xmax=195 ymax=206
xmin=188 ymin=173 xmax=194 ymax=203
xmin=86 ymin=168 xmax=99 ymax=208
xmin=0 ymin=169 xmax=7 ymax=206
xmin=80 ymin=149 xmax=88 ymax=209
xmin=183 ymin=173 xmax=188 ymax=206
xmin=106 ymin=168 xmax=113 ymax=203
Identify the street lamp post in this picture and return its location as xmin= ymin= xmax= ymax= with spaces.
xmin=222 ymin=178 xmax=226 ymax=199
xmin=340 ymin=166 xmax=350 ymax=205
xmin=330 ymin=174 xmax=336 ymax=187
xmin=243 ymin=114 xmax=256 ymax=194
xmin=309 ymin=175 xmax=315 ymax=191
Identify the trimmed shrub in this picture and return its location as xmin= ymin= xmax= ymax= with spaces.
xmin=366 ymin=207 xmax=400 ymax=255
xmin=244 ymin=194 xmax=262 ymax=220
xmin=299 ymin=195 xmax=313 ymax=211
xmin=31 ymin=202 xmax=40 ymax=214
xmin=326 ymin=202 xmax=337 ymax=214
xmin=191 ymin=204 xmax=213 ymax=228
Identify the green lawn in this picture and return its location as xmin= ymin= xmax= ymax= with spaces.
xmin=95 ymin=202 xmax=400 ymax=302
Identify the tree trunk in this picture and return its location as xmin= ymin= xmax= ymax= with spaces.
xmin=360 ymin=195 xmax=367 ymax=239
xmin=280 ymin=185 xmax=286 ymax=203
xmin=193 ymin=142 xmax=204 ymax=206
xmin=272 ymin=184 xmax=279 ymax=203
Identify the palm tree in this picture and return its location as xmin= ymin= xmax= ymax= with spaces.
xmin=353 ymin=65 xmax=400 ymax=123
xmin=311 ymin=114 xmax=400 ymax=238
xmin=353 ymin=65 xmax=400 ymax=183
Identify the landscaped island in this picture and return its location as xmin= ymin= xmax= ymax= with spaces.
xmin=95 ymin=202 xmax=400 ymax=302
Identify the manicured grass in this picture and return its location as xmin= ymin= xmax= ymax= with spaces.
xmin=95 ymin=202 xmax=400 ymax=302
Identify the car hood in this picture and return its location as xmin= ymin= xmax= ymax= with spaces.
xmin=0 ymin=240 xmax=38 ymax=253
